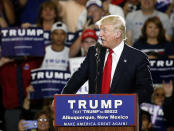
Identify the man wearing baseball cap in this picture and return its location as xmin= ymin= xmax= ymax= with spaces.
xmin=41 ymin=21 xmax=70 ymax=71
xmin=77 ymin=0 xmax=104 ymax=30
xmin=69 ymin=29 xmax=98 ymax=57
xmin=81 ymin=29 xmax=98 ymax=56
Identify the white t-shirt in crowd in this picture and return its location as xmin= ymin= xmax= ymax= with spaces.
xmin=126 ymin=10 xmax=172 ymax=42
xmin=41 ymin=45 xmax=70 ymax=71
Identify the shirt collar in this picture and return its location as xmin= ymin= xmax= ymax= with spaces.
xmin=107 ymin=40 xmax=124 ymax=56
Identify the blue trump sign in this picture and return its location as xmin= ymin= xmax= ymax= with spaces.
xmin=149 ymin=59 xmax=174 ymax=84
xmin=30 ymin=69 xmax=70 ymax=99
xmin=55 ymin=94 xmax=137 ymax=127
xmin=1 ymin=27 xmax=45 ymax=57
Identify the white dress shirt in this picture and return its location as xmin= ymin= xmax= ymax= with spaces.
xmin=103 ymin=41 xmax=124 ymax=86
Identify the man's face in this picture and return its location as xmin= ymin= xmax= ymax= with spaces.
xmin=82 ymin=37 xmax=96 ymax=56
xmin=51 ymin=30 xmax=67 ymax=46
xmin=87 ymin=5 xmax=104 ymax=23
xmin=99 ymin=24 xmax=117 ymax=49
xmin=140 ymin=0 xmax=156 ymax=11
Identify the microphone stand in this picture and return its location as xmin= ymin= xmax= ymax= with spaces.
xmin=95 ymin=42 xmax=101 ymax=94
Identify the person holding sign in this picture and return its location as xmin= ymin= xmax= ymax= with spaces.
xmin=62 ymin=15 xmax=153 ymax=104
xmin=20 ymin=21 xmax=69 ymax=106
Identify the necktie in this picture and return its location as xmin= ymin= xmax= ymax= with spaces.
xmin=101 ymin=49 xmax=113 ymax=94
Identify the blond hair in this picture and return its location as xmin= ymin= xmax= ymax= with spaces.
xmin=97 ymin=15 xmax=126 ymax=40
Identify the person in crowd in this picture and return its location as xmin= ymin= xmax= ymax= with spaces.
xmin=133 ymin=16 xmax=174 ymax=59
xmin=151 ymin=87 xmax=167 ymax=130
xmin=41 ymin=21 xmax=69 ymax=71
xmin=18 ymin=80 xmax=54 ymax=130
xmin=0 ymin=56 xmax=43 ymax=131
xmin=69 ymin=0 xmax=109 ymax=58
xmin=152 ymin=87 xmax=166 ymax=106
xmin=77 ymin=0 xmax=125 ymax=31
xmin=68 ymin=0 xmax=105 ymax=58
xmin=69 ymin=29 xmax=98 ymax=57
xmin=35 ymin=110 xmax=51 ymax=131
xmin=141 ymin=81 xmax=174 ymax=131
xmin=56 ymin=0 xmax=87 ymax=33
xmin=18 ymin=22 xmax=70 ymax=117
xmin=19 ymin=0 xmax=49 ymax=24
xmin=22 ymin=1 xmax=61 ymax=31
xmin=21 ymin=1 xmax=62 ymax=46
xmin=0 ymin=0 xmax=15 ymax=25
xmin=77 ymin=0 xmax=105 ymax=31
xmin=141 ymin=110 xmax=152 ymax=131
xmin=126 ymin=0 xmax=172 ymax=46
xmin=19 ymin=107 xmax=54 ymax=131
xmin=36 ymin=1 xmax=62 ymax=31
xmin=121 ymin=0 xmax=140 ymax=16
xmin=163 ymin=80 xmax=174 ymax=131
xmin=102 ymin=0 xmax=124 ymax=17
xmin=62 ymin=15 xmax=153 ymax=104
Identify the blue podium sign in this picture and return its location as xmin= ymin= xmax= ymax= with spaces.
xmin=55 ymin=94 xmax=137 ymax=127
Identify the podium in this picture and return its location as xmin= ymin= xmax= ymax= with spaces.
xmin=54 ymin=94 xmax=139 ymax=131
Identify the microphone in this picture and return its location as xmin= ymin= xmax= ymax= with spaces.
xmin=95 ymin=42 xmax=102 ymax=63
xmin=95 ymin=42 xmax=102 ymax=94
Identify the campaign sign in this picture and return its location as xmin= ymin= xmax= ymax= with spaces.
xmin=55 ymin=94 xmax=137 ymax=127
xmin=155 ymin=0 xmax=171 ymax=12
xmin=44 ymin=31 xmax=51 ymax=46
xmin=149 ymin=59 xmax=174 ymax=84
xmin=30 ymin=69 xmax=70 ymax=99
xmin=140 ymin=103 xmax=166 ymax=130
xmin=69 ymin=57 xmax=88 ymax=94
xmin=1 ymin=27 xmax=45 ymax=57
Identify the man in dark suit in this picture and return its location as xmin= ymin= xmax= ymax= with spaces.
xmin=62 ymin=15 xmax=153 ymax=104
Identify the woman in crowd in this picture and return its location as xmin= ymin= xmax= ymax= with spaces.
xmin=35 ymin=109 xmax=54 ymax=131
xmin=18 ymin=107 xmax=54 ymax=131
xmin=22 ymin=1 xmax=62 ymax=31
xmin=36 ymin=1 xmax=62 ymax=31
xmin=133 ymin=16 xmax=174 ymax=59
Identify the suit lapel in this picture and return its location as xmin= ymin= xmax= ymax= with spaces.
xmin=110 ymin=44 xmax=128 ymax=92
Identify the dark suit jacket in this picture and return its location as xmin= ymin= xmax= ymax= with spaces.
xmin=62 ymin=43 xmax=153 ymax=103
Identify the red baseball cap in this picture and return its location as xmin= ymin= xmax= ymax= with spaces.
xmin=81 ymin=29 xmax=98 ymax=41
